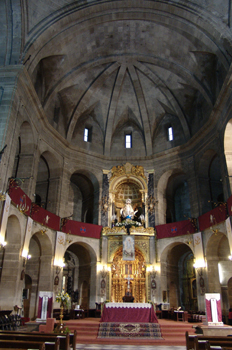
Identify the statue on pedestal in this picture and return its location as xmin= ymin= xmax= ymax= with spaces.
xmin=120 ymin=199 xmax=138 ymax=220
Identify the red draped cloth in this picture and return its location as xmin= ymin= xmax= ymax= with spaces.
xmin=198 ymin=205 xmax=227 ymax=231
xmin=156 ymin=219 xmax=196 ymax=239
xmin=100 ymin=303 xmax=158 ymax=323
xmin=205 ymin=298 xmax=222 ymax=322
xmin=62 ymin=219 xmax=102 ymax=239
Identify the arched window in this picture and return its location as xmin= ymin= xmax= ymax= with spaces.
xmin=125 ymin=133 xmax=132 ymax=148
xmin=168 ymin=126 xmax=174 ymax=141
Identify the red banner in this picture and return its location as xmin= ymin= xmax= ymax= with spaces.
xmin=198 ymin=204 xmax=227 ymax=232
xmin=30 ymin=204 xmax=60 ymax=231
xmin=156 ymin=219 xmax=196 ymax=239
xmin=227 ymin=196 xmax=232 ymax=216
xmin=62 ymin=219 xmax=102 ymax=239
xmin=8 ymin=180 xmax=31 ymax=216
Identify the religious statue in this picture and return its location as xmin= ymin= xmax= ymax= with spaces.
xmin=120 ymin=199 xmax=138 ymax=220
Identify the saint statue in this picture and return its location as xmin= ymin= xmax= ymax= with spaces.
xmin=120 ymin=199 xmax=138 ymax=220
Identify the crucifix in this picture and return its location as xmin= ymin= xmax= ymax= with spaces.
xmin=125 ymin=275 xmax=133 ymax=292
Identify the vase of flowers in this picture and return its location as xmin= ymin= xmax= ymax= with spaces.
xmin=55 ymin=291 xmax=70 ymax=333
xmin=56 ymin=291 xmax=70 ymax=307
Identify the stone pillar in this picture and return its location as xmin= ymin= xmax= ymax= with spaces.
xmin=38 ymin=255 xmax=53 ymax=291
xmin=0 ymin=248 xmax=24 ymax=309
xmin=90 ymin=262 xmax=97 ymax=309
xmin=148 ymin=171 xmax=155 ymax=227
xmin=102 ymin=236 xmax=108 ymax=265
xmin=149 ymin=236 xmax=156 ymax=264
xmin=196 ymin=268 xmax=207 ymax=312
xmin=186 ymin=158 xmax=201 ymax=219
xmin=56 ymin=167 xmax=72 ymax=218
xmin=46 ymin=177 xmax=61 ymax=214
xmin=101 ymin=172 xmax=109 ymax=227
xmin=15 ymin=154 xmax=35 ymax=194
xmin=160 ymin=262 xmax=168 ymax=304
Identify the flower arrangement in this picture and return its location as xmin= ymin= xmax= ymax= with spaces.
xmin=55 ymin=291 xmax=70 ymax=307
xmin=115 ymin=219 xmax=142 ymax=227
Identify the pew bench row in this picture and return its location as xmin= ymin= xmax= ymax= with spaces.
xmin=0 ymin=329 xmax=77 ymax=350
xmin=186 ymin=331 xmax=232 ymax=350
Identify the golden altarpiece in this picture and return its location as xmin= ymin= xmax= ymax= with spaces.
xmin=100 ymin=163 xmax=156 ymax=303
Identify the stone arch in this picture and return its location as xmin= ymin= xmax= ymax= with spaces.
xmin=157 ymin=168 xmax=189 ymax=225
xmin=0 ymin=215 xmax=22 ymax=309
xmin=12 ymin=121 xmax=36 ymax=193
xmin=35 ymin=150 xmax=62 ymax=214
xmin=160 ymin=241 xmax=195 ymax=310
xmin=198 ymin=149 xmax=223 ymax=215
xmin=69 ymin=170 xmax=100 ymax=224
xmin=65 ymin=241 xmax=97 ymax=309
xmin=205 ymin=231 xmax=231 ymax=317
xmin=25 ymin=231 xmax=53 ymax=319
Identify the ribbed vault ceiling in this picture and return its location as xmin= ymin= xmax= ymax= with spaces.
xmin=20 ymin=0 xmax=232 ymax=157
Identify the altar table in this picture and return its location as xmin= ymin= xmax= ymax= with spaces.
xmin=100 ymin=302 xmax=158 ymax=323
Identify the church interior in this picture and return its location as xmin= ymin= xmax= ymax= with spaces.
xmin=1 ymin=0 xmax=232 ymax=331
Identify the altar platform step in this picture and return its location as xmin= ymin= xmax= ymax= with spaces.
xmin=62 ymin=318 xmax=196 ymax=346
xmin=98 ymin=322 xmax=162 ymax=339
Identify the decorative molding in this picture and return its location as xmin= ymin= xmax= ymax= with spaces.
xmin=102 ymin=226 xmax=127 ymax=235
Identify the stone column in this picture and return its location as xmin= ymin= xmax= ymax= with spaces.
xmin=56 ymin=167 xmax=72 ymax=218
xmin=46 ymin=177 xmax=61 ymax=214
xmin=148 ymin=171 xmax=155 ymax=227
xmin=101 ymin=172 xmax=109 ymax=227
xmin=90 ymin=262 xmax=97 ymax=309
xmin=0 ymin=248 xmax=24 ymax=309
xmin=38 ymin=255 xmax=53 ymax=291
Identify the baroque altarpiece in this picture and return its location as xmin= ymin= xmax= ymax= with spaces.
xmin=100 ymin=163 xmax=156 ymax=303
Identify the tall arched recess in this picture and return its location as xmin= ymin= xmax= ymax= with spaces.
xmin=70 ymin=170 xmax=100 ymax=225
xmin=224 ymin=119 xmax=232 ymax=195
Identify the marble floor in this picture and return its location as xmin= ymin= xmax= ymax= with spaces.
xmin=76 ymin=345 xmax=185 ymax=350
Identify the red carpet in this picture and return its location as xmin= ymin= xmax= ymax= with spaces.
xmin=64 ymin=317 xmax=196 ymax=346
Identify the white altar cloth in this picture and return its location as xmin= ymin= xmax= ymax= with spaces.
xmin=105 ymin=302 xmax=151 ymax=308
xmin=101 ymin=302 xmax=158 ymax=323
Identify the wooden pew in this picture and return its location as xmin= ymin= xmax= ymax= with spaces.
xmin=0 ymin=334 xmax=60 ymax=350
xmin=194 ymin=337 xmax=232 ymax=350
xmin=186 ymin=331 xmax=232 ymax=350
xmin=0 ymin=339 xmax=46 ymax=350
xmin=0 ymin=329 xmax=77 ymax=350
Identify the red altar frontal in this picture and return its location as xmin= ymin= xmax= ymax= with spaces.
xmin=100 ymin=302 xmax=158 ymax=323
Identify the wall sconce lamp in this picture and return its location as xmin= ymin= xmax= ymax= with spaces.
xmin=0 ymin=241 xmax=7 ymax=249
xmin=56 ymin=266 xmax=62 ymax=275
xmin=54 ymin=259 xmax=65 ymax=270
xmin=229 ymin=255 xmax=232 ymax=261
xmin=193 ymin=258 xmax=206 ymax=269
xmin=98 ymin=263 xmax=110 ymax=278
xmin=147 ymin=264 xmax=160 ymax=278
xmin=22 ymin=254 xmax=31 ymax=267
